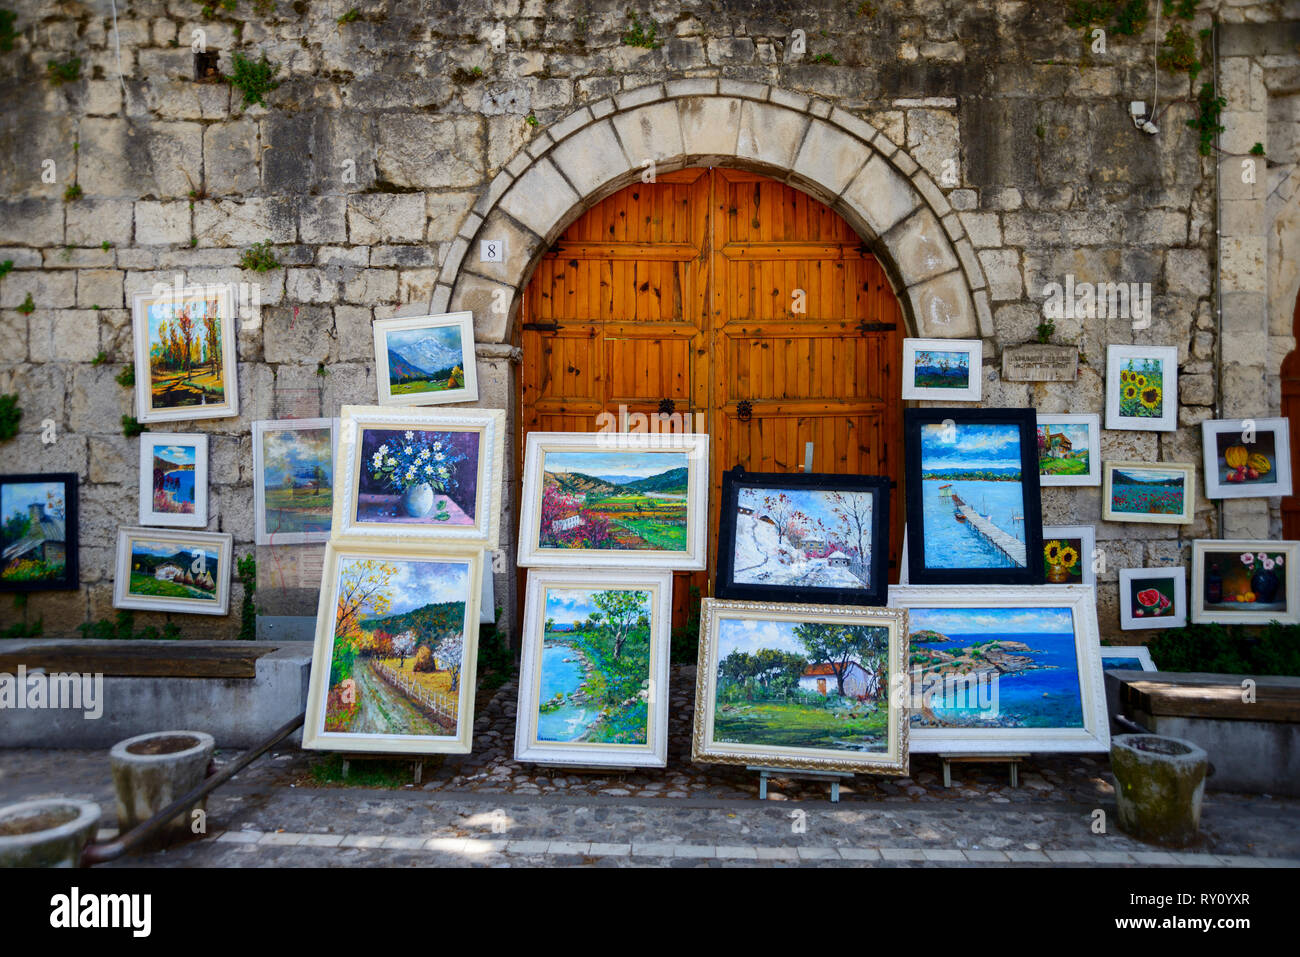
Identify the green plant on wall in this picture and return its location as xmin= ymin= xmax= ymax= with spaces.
xmin=237 ymin=554 xmax=257 ymax=640
xmin=121 ymin=415 xmax=146 ymax=438
xmin=16 ymin=292 xmax=34 ymax=314
xmin=1189 ymin=80 xmax=1225 ymax=156
xmin=0 ymin=9 xmax=17 ymax=53
xmin=0 ymin=393 xmax=20 ymax=441
xmin=240 ymin=239 xmax=280 ymax=271
xmin=78 ymin=610 xmax=181 ymax=641
xmin=115 ymin=365 xmax=134 ymax=387
xmin=226 ymin=52 xmax=280 ymax=107
xmin=621 ymin=10 xmax=661 ymax=49
xmin=46 ymin=57 xmax=80 ymax=84
xmin=0 ymin=259 xmax=12 ymax=279
xmin=1158 ymin=24 xmax=1201 ymax=81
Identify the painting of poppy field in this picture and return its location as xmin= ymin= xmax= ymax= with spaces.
xmin=1108 ymin=467 xmax=1186 ymax=516
xmin=1117 ymin=359 xmax=1165 ymax=420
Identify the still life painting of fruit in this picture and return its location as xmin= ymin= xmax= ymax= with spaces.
xmin=1128 ymin=578 xmax=1176 ymax=620
xmin=1214 ymin=434 xmax=1278 ymax=488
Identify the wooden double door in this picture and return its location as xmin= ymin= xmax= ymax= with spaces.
xmin=518 ymin=167 xmax=905 ymax=620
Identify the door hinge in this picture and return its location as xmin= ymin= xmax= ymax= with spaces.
xmin=523 ymin=322 xmax=560 ymax=333
xmin=857 ymin=321 xmax=897 ymax=333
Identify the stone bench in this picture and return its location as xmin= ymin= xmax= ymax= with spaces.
xmin=1106 ymin=670 xmax=1300 ymax=797
xmin=0 ymin=639 xmax=312 ymax=749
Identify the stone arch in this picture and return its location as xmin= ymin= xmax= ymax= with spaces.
xmin=433 ymin=80 xmax=990 ymax=345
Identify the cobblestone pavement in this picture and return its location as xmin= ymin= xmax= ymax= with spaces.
xmin=2 ymin=665 xmax=1298 ymax=867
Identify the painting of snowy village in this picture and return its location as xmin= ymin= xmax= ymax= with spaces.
xmin=531 ymin=586 xmax=654 ymax=747
xmin=707 ymin=612 xmax=893 ymax=754
xmin=906 ymin=410 xmax=1041 ymax=583
xmin=906 ymin=605 xmax=1085 ymax=730
xmin=536 ymin=450 xmax=690 ymax=552
xmin=318 ymin=554 xmax=474 ymax=744
xmin=719 ymin=477 xmax=889 ymax=604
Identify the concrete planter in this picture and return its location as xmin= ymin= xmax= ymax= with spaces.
xmin=110 ymin=730 xmax=215 ymax=843
xmin=1111 ymin=733 xmax=1209 ymax=847
xmin=0 ymin=799 xmax=101 ymax=868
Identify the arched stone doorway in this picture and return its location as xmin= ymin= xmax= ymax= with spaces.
xmin=443 ymin=83 xmax=988 ymax=631
xmin=517 ymin=167 xmax=908 ymax=621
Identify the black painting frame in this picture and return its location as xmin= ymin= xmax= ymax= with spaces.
xmin=903 ymin=408 xmax=1044 ymax=585
xmin=714 ymin=469 xmax=891 ymax=606
xmin=0 ymin=472 xmax=80 ymax=592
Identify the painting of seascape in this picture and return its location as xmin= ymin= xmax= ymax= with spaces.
xmin=907 ymin=605 xmax=1084 ymax=730
xmin=904 ymin=409 xmax=1043 ymax=584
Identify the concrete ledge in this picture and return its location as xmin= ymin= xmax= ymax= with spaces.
xmin=0 ymin=640 xmax=312 ymax=748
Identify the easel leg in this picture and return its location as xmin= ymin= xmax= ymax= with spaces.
xmin=830 ymin=780 xmax=839 ymax=803
xmin=758 ymin=772 xmax=768 ymax=800
xmin=414 ymin=760 xmax=424 ymax=785
xmin=942 ymin=759 xmax=951 ymax=788
xmin=341 ymin=759 xmax=350 ymax=780
xmin=1010 ymin=763 xmax=1018 ymax=788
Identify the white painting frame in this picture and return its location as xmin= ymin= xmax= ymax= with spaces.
xmin=517 ymin=431 xmax=710 ymax=570
xmin=514 ymin=567 xmax=673 ymax=768
xmin=1191 ymin=539 xmax=1300 ymax=626
xmin=1102 ymin=461 xmax=1196 ymax=525
xmin=1201 ymin=417 xmax=1294 ymax=500
xmin=302 ymin=542 xmax=483 ymax=755
xmin=1036 ymin=413 xmax=1101 ymax=487
xmin=372 ymin=311 xmax=478 ymax=407
xmin=131 ymin=285 xmax=239 ymax=423
xmin=901 ymin=338 xmax=982 ymax=402
xmin=1105 ymin=344 xmax=1178 ymax=432
xmin=137 ymin=433 xmax=208 ymax=528
xmin=1100 ymin=645 xmax=1157 ymax=671
xmin=1118 ymin=567 xmax=1187 ymax=630
xmin=113 ymin=527 xmax=232 ymax=616
xmin=334 ymin=405 xmax=505 ymax=550
xmin=252 ymin=418 xmax=338 ymax=546
xmin=1042 ymin=524 xmax=1097 ymax=587
xmin=887 ymin=584 xmax=1110 ymax=754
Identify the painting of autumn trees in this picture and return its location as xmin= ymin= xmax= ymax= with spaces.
xmin=145 ymin=294 xmax=227 ymax=410
xmin=324 ymin=555 xmax=471 ymax=738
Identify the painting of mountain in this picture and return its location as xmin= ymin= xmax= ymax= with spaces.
xmin=383 ymin=325 xmax=468 ymax=397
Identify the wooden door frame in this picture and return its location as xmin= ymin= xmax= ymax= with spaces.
xmin=1282 ymin=288 xmax=1300 ymax=538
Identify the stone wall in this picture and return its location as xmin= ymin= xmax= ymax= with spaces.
xmin=1 ymin=0 xmax=1298 ymax=640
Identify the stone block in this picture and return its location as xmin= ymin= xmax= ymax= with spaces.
xmin=611 ymin=102 xmax=685 ymax=168
xmin=840 ymin=154 xmax=919 ymax=238
xmin=884 ymin=207 xmax=960 ymax=285
xmin=498 ymin=159 xmax=577 ymax=242
xmin=907 ymin=270 xmax=977 ymax=338
xmin=427 ymin=192 xmax=476 ymax=243
xmin=68 ymin=365 xmax=130 ymax=433
xmin=792 ymin=120 xmax=869 ymax=199
xmin=262 ymin=304 xmax=332 ymax=364
xmin=333 ymin=305 xmax=374 ymax=361
xmin=736 ymin=100 xmax=809 ymax=171
xmin=347 ymin=194 xmax=426 ymax=244
xmin=549 ymin=120 xmax=628 ymax=199
xmin=677 ymin=96 xmax=741 ymax=160
xmin=204 ymin=119 xmax=260 ymax=196
xmin=135 ymin=201 xmax=190 ymax=245
xmin=0 ymin=199 xmax=63 ymax=245
xmin=65 ymin=200 xmax=134 ymax=247
xmin=195 ymin=198 xmax=296 ymax=246
xmin=76 ymin=269 xmax=124 ymax=309
xmin=79 ymin=119 xmax=202 ymax=199
xmin=0 ymin=270 xmax=77 ymax=309
xmin=376 ymin=115 xmax=483 ymax=189
xmin=31 ymin=309 xmax=103 ymax=362
xmin=978 ymin=248 xmax=1023 ymax=301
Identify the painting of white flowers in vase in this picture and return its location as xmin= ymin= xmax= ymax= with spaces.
xmin=356 ymin=427 xmax=480 ymax=527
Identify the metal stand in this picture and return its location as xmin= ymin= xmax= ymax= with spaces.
xmin=747 ymin=766 xmax=854 ymax=802
xmin=340 ymin=754 xmax=429 ymax=785
xmin=939 ymin=753 xmax=1027 ymax=788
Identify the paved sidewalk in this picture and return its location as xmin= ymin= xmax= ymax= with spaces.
xmin=2 ymin=746 xmax=1297 ymax=867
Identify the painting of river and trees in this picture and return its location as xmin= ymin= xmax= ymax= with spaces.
xmin=533 ymin=586 xmax=654 ymax=745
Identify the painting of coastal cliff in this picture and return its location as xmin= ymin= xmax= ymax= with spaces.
xmin=906 ymin=606 xmax=1084 ymax=730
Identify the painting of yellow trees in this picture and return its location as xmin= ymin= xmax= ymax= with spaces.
xmin=311 ymin=550 xmax=478 ymax=750
xmin=132 ymin=286 xmax=239 ymax=422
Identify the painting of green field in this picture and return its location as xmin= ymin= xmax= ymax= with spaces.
xmin=126 ymin=540 xmax=220 ymax=603
xmin=539 ymin=451 xmax=689 ymax=551
xmin=711 ymin=616 xmax=890 ymax=753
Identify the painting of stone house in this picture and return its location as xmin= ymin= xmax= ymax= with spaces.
xmin=1 ymin=477 xmax=75 ymax=589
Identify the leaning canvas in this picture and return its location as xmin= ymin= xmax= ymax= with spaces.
xmin=514 ymin=568 xmax=672 ymax=768
xmin=112 ymin=527 xmax=232 ymax=616
xmin=691 ymin=598 xmax=908 ymax=775
xmin=131 ymin=285 xmax=239 ymax=423
xmin=334 ymin=406 xmax=505 ymax=549
xmin=303 ymin=543 xmax=482 ymax=754
xmin=517 ymin=431 xmax=710 ymax=570
xmin=888 ymin=584 xmax=1110 ymax=754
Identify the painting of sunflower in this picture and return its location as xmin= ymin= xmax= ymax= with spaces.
xmin=1044 ymin=536 xmax=1084 ymax=583
xmin=1118 ymin=359 xmax=1164 ymax=419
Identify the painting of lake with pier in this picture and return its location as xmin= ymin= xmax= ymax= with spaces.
xmin=904 ymin=410 xmax=1042 ymax=584
xmin=906 ymin=605 xmax=1084 ymax=729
